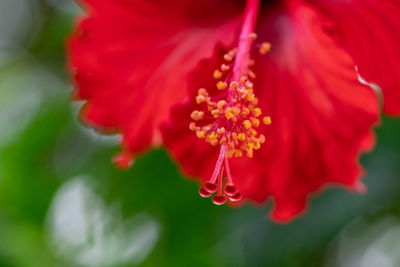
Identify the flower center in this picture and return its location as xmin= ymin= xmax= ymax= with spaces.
xmin=189 ymin=0 xmax=272 ymax=205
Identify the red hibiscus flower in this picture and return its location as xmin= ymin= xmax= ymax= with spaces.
xmin=68 ymin=0 xmax=400 ymax=222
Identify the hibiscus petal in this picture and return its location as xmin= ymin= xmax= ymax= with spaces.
xmin=162 ymin=2 xmax=379 ymax=222
xmin=251 ymin=1 xmax=379 ymax=222
xmin=309 ymin=0 xmax=400 ymax=115
xmin=68 ymin=0 xmax=242 ymax=163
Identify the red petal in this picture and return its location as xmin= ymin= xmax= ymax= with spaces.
xmin=162 ymin=2 xmax=379 ymax=222
xmin=310 ymin=0 xmax=400 ymax=115
xmin=250 ymin=2 xmax=379 ymax=222
xmin=68 ymin=0 xmax=242 ymax=158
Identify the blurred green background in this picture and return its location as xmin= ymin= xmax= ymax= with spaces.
xmin=1 ymin=0 xmax=400 ymax=266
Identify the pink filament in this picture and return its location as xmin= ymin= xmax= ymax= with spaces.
xmin=232 ymin=0 xmax=260 ymax=81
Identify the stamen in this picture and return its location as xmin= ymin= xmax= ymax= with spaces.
xmin=259 ymin=42 xmax=271 ymax=55
xmin=221 ymin=64 xmax=230 ymax=71
xmin=191 ymin=0 xmax=272 ymax=205
xmin=213 ymin=70 xmax=222 ymax=79
xmin=263 ymin=116 xmax=272 ymax=125
xmin=249 ymin=32 xmax=258 ymax=39
xmin=224 ymin=54 xmax=233 ymax=62
xmin=217 ymin=81 xmax=228 ymax=90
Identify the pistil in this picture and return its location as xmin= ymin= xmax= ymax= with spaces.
xmin=191 ymin=0 xmax=272 ymax=205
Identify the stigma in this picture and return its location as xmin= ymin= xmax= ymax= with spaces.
xmin=189 ymin=31 xmax=272 ymax=204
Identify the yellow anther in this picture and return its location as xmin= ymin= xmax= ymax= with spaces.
xmin=259 ymin=134 xmax=265 ymax=143
xmin=211 ymin=109 xmax=219 ymax=116
xmin=238 ymin=133 xmax=246 ymax=141
xmin=247 ymin=89 xmax=254 ymax=94
xmin=198 ymin=88 xmax=207 ymax=96
xmin=249 ymin=32 xmax=257 ymax=39
xmin=247 ymin=94 xmax=255 ymax=101
xmin=217 ymin=127 xmax=225 ymax=134
xmin=243 ymin=120 xmax=252 ymax=129
xmin=191 ymin=110 xmax=204 ymax=120
xmin=210 ymin=139 xmax=219 ymax=146
xmin=217 ymin=81 xmax=228 ymax=90
xmin=247 ymin=148 xmax=254 ymax=158
xmin=232 ymin=106 xmax=241 ymax=115
xmin=217 ymin=100 xmax=226 ymax=110
xmin=213 ymin=70 xmax=222 ymax=79
xmin=189 ymin=122 xmax=197 ymax=131
xmin=225 ymin=107 xmax=234 ymax=119
xmin=263 ymin=116 xmax=272 ymax=125
xmin=230 ymin=81 xmax=239 ymax=89
xmin=199 ymin=111 xmax=205 ymax=119
xmin=209 ymin=132 xmax=217 ymax=139
xmin=224 ymin=54 xmax=233 ymax=62
xmin=231 ymin=132 xmax=238 ymax=141
xmin=250 ymin=129 xmax=257 ymax=136
xmin=253 ymin=142 xmax=261 ymax=150
xmin=221 ymin=64 xmax=230 ymax=71
xmin=248 ymin=136 xmax=258 ymax=143
xmin=234 ymin=150 xmax=243 ymax=157
xmin=227 ymin=149 xmax=235 ymax=158
xmin=240 ymin=144 xmax=249 ymax=151
xmin=196 ymin=95 xmax=206 ymax=104
xmin=228 ymin=141 xmax=235 ymax=149
xmin=253 ymin=107 xmax=262 ymax=117
xmin=237 ymin=88 xmax=246 ymax=98
xmin=219 ymin=136 xmax=227 ymax=144
xmin=196 ymin=131 xmax=206 ymax=138
xmin=240 ymin=76 xmax=247 ymax=83
xmin=259 ymin=42 xmax=271 ymax=55
xmin=190 ymin=110 xmax=198 ymax=119
xmin=248 ymin=70 xmax=256 ymax=79
xmin=251 ymin=118 xmax=260 ymax=127
xmin=241 ymin=107 xmax=250 ymax=116
xmin=245 ymin=81 xmax=253 ymax=89
xmin=228 ymin=48 xmax=237 ymax=57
